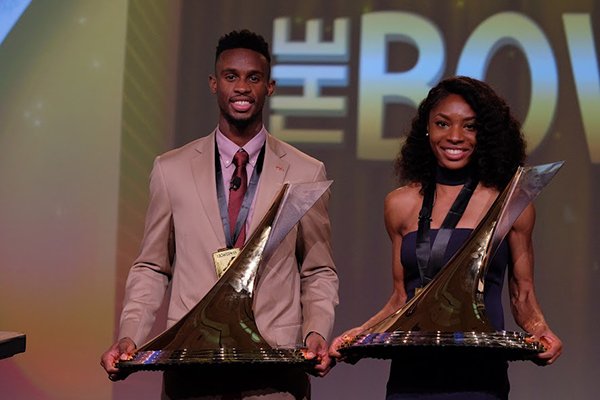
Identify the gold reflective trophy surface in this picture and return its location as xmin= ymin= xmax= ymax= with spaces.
xmin=339 ymin=162 xmax=563 ymax=362
xmin=116 ymin=181 xmax=332 ymax=375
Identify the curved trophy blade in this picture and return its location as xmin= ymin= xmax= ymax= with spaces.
xmin=117 ymin=180 xmax=331 ymax=372
xmin=339 ymin=162 xmax=563 ymax=362
xmin=262 ymin=180 xmax=333 ymax=264
xmin=489 ymin=161 xmax=564 ymax=258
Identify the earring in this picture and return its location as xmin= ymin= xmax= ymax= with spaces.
xmin=425 ymin=132 xmax=429 ymax=136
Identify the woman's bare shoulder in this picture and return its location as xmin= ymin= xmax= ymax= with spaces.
xmin=385 ymin=183 xmax=422 ymax=207
xmin=384 ymin=183 xmax=422 ymax=234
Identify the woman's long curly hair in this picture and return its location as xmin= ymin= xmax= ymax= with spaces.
xmin=394 ymin=76 xmax=526 ymax=191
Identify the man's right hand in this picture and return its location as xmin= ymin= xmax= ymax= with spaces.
xmin=100 ymin=337 xmax=136 ymax=381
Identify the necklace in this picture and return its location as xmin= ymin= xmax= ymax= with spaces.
xmin=435 ymin=165 xmax=474 ymax=186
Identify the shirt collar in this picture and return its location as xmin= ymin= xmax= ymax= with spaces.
xmin=215 ymin=127 xmax=267 ymax=168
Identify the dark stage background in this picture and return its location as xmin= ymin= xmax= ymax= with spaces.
xmin=1 ymin=1 xmax=598 ymax=399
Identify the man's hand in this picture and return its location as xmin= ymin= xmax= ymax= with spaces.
xmin=100 ymin=337 xmax=136 ymax=381
xmin=304 ymin=332 xmax=334 ymax=377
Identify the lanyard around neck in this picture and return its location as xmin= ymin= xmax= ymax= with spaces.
xmin=415 ymin=175 xmax=478 ymax=286
xmin=215 ymin=141 xmax=266 ymax=248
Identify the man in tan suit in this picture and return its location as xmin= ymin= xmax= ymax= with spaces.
xmin=100 ymin=30 xmax=338 ymax=399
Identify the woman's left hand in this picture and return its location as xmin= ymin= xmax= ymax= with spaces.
xmin=533 ymin=329 xmax=563 ymax=366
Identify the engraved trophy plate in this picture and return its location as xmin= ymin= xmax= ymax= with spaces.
xmin=339 ymin=162 xmax=563 ymax=362
xmin=116 ymin=181 xmax=331 ymax=376
xmin=341 ymin=331 xmax=544 ymax=361
xmin=119 ymin=348 xmax=313 ymax=371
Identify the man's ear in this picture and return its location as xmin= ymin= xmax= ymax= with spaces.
xmin=267 ymin=79 xmax=276 ymax=97
xmin=208 ymin=74 xmax=217 ymax=94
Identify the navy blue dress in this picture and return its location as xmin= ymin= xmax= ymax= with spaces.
xmin=386 ymin=229 xmax=511 ymax=400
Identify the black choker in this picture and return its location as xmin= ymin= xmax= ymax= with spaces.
xmin=435 ymin=165 xmax=473 ymax=186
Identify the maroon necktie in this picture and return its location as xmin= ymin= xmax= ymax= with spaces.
xmin=228 ymin=149 xmax=249 ymax=248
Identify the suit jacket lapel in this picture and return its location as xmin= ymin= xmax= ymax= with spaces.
xmin=249 ymin=134 xmax=289 ymax=234
xmin=191 ymin=131 xmax=226 ymax=246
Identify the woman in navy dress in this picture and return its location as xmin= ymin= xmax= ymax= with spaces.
xmin=330 ymin=76 xmax=562 ymax=399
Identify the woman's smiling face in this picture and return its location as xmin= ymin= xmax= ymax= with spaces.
xmin=427 ymin=93 xmax=477 ymax=170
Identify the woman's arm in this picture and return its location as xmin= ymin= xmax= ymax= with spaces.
xmin=508 ymin=204 xmax=563 ymax=365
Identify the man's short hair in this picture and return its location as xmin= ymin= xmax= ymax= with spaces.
xmin=215 ymin=30 xmax=271 ymax=64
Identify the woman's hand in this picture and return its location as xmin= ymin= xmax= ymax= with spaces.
xmin=532 ymin=329 xmax=563 ymax=366
xmin=328 ymin=326 xmax=365 ymax=361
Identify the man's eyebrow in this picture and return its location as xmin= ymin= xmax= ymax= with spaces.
xmin=220 ymin=68 xmax=264 ymax=76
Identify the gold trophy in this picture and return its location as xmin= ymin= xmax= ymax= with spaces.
xmin=116 ymin=181 xmax=332 ymax=375
xmin=339 ymin=162 xmax=563 ymax=361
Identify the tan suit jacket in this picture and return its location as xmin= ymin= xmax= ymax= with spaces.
xmin=118 ymin=131 xmax=338 ymax=397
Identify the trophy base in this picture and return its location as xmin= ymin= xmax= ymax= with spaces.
xmin=339 ymin=331 xmax=544 ymax=362
xmin=116 ymin=347 xmax=316 ymax=372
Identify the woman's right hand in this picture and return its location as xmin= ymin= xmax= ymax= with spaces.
xmin=328 ymin=326 xmax=366 ymax=360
